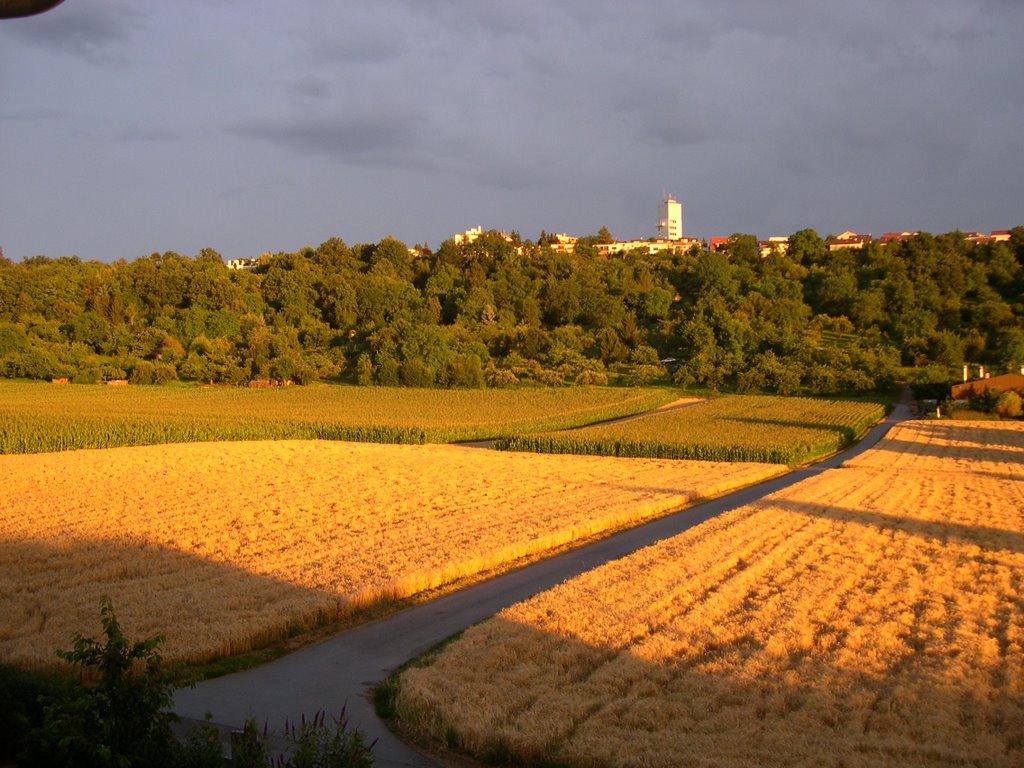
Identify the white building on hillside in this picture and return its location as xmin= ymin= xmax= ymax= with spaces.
xmin=451 ymin=226 xmax=484 ymax=245
xmin=658 ymin=196 xmax=683 ymax=240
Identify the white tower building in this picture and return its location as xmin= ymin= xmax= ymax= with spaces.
xmin=658 ymin=196 xmax=683 ymax=240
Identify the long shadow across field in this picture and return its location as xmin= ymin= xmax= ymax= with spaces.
xmin=771 ymin=497 xmax=1024 ymax=555
xmin=904 ymin=419 xmax=1024 ymax=450
xmin=389 ymin=613 xmax=1021 ymax=767
xmin=174 ymin=399 xmax=913 ymax=766
xmin=867 ymin=436 xmax=1024 ymax=466
xmin=0 ymin=535 xmax=342 ymax=672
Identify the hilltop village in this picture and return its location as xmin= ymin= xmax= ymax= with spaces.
xmin=225 ymin=195 xmax=1015 ymax=268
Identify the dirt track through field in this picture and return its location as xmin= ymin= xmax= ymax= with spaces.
xmin=173 ymin=397 xmax=912 ymax=767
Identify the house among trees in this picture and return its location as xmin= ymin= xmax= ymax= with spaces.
xmin=963 ymin=230 xmax=1013 ymax=245
xmin=879 ymin=231 xmax=919 ymax=245
xmin=758 ymin=237 xmax=790 ymax=257
xmin=593 ymin=238 xmax=702 ymax=257
xmin=547 ymin=233 xmax=578 ymax=253
xmin=450 ymin=226 xmax=516 ymax=246
xmin=827 ymin=231 xmax=873 ymax=251
xmin=708 ymin=236 xmax=789 ymax=257
xmin=225 ymin=257 xmax=257 ymax=271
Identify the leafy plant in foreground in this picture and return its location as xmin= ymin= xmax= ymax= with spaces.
xmin=15 ymin=598 xmax=377 ymax=766
xmin=22 ymin=596 xmax=177 ymax=768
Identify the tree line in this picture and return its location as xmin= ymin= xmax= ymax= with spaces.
xmin=0 ymin=227 xmax=1021 ymax=394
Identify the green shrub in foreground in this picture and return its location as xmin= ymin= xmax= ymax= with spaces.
xmin=14 ymin=598 xmax=375 ymax=767
xmin=21 ymin=596 xmax=178 ymax=768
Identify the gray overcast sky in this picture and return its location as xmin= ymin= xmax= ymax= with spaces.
xmin=2 ymin=0 xmax=1022 ymax=263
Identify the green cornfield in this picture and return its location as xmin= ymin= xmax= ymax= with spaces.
xmin=0 ymin=381 xmax=678 ymax=454
xmin=496 ymin=395 xmax=886 ymax=464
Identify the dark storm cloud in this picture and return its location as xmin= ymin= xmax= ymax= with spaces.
xmin=231 ymin=112 xmax=426 ymax=167
xmin=235 ymin=0 xmax=1024 ymax=226
xmin=0 ymin=106 xmax=68 ymax=121
xmin=2 ymin=0 xmax=146 ymax=63
xmin=232 ymin=107 xmax=546 ymax=194
xmin=116 ymin=126 xmax=179 ymax=143
xmin=606 ymin=73 xmax=714 ymax=148
xmin=438 ymin=140 xmax=544 ymax=192
xmin=448 ymin=2 xmax=556 ymax=39
xmin=2 ymin=1 xmax=1022 ymax=263
xmin=286 ymin=76 xmax=333 ymax=103
xmin=302 ymin=2 xmax=412 ymax=67
xmin=640 ymin=111 xmax=713 ymax=150
xmin=310 ymin=36 xmax=401 ymax=65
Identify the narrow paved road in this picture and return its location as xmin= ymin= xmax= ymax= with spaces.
xmin=173 ymin=396 xmax=912 ymax=766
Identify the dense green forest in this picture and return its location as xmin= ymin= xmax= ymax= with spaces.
xmin=1 ymin=227 xmax=1022 ymax=394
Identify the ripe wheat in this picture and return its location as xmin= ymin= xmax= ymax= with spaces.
xmin=398 ymin=420 xmax=1024 ymax=767
xmin=0 ymin=440 xmax=782 ymax=668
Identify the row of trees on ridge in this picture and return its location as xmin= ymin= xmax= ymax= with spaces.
xmin=1 ymin=227 xmax=1022 ymax=394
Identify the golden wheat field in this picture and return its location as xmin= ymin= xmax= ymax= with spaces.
xmin=397 ymin=420 xmax=1024 ymax=767
xmin=0 ymin=440 xmax=783 ymax=668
